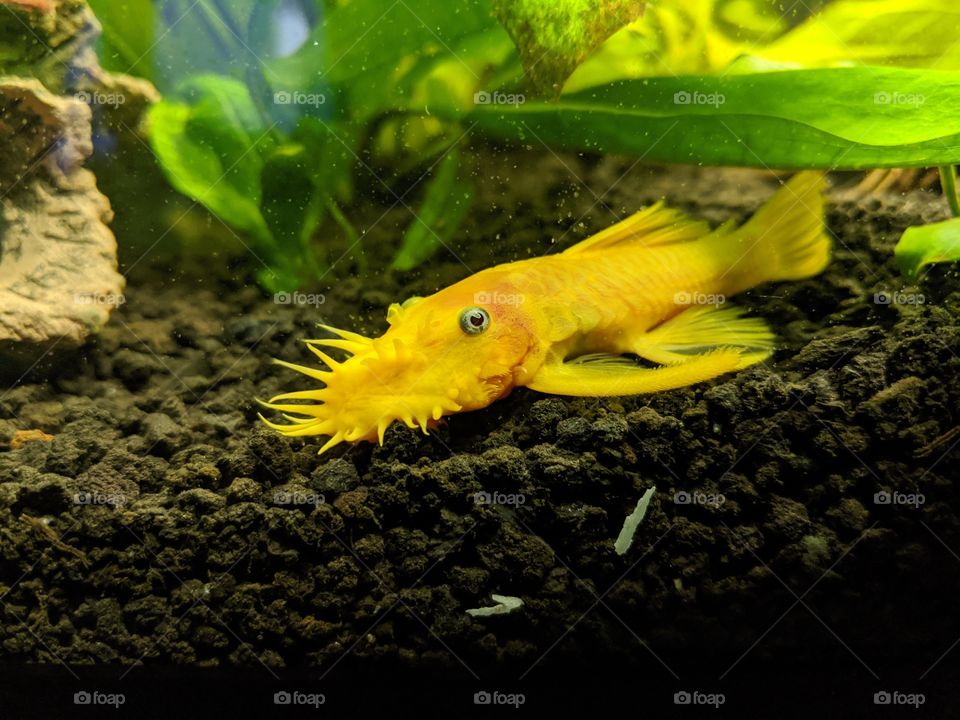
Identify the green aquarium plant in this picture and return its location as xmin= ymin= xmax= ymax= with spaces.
xmin=146 ymin=75 xmax=340 ymax=291
xmin=87 ymin=0 xmax=960 ymax=289
xmin=89 ymin=0 xmax=517 ymax=290
xmin=475 ymin=0 xmax=960 ymax=278
xmin=895 ymin=165 xmax=960 ymax=277
xmin=473 ymin=0 xmax=960 ymax=168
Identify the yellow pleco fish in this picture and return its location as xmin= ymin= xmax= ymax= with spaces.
xmin=260 ymin=171 xmax=831 ymax=455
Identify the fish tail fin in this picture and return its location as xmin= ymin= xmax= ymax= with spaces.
xmin=731 ymin=171 xmax=831 ymax=285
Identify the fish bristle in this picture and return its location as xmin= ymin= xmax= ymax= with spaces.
xmin=280 ymin=413 xmax=317 ymax=424
xmin=373 ymin=338 xmax=396 ymax=363
xmin=272 ymin=358 xmax=330 ymax=382
xmin=268 ymin=389 xmax=327 ymax=402
xmin=316 ymin=323 xmax=372 ymax=345
xmin=304 ymin=338 xmax=367 ymax=355
xmin=263 ymin=320 xmax=455 ymax=455
xmin=259 ymin=401 xmax=326 ymax=417
xmin=394 ymin=338 xmax=411 ymax=363
xmin=318 ymin=432 xmax=345 ymax=454
xmin=304 ymin=343 xmax=341 ymax=369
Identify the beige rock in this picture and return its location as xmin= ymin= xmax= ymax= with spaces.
xmin=0 ymin=1 xmax=96 ymax=93
xmin=0 ymin=78 xmax=125 ymax=363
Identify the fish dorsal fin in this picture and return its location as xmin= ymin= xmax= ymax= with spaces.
xmin=563 ymin=202 xmax=717 ymax=255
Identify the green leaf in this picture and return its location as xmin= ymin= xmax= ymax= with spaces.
xmin=271 ymin=0 xmax=497 ymax=86
xmin=757 ymin=0 xmax=960 ymax=70
xmin=491 ymin=0 xmax=645 ymax=96
xmin=895 ymin=217 xmax=960 ymax=278
xmin=293 ymin=117 xmax=356 ymax=201
xmin=159 ymin=0 xmax=270 ymax=89
xmin=565 ymin=0 xmax=792 ymax=92
xmin=148 ymin=76 xmax=274 ymax=246
xmin=466 ymin=67 xmax=960 ymax=169
xmin=565 ymin=0 xmax=960 ymax=92
xmin=267 ymin=0 xmax=506 ymax=122
xmin=88 ymin=0 xmax=156 ymax=79
xmin=260 ymin=142 xmax=326 ymax=284
xmin=95 ymin=0 xmax=287 ymax=92
xmin=391 ymin=150 xmax=474 ymax=271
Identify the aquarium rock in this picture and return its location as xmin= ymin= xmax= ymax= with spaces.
xmin=465 ymin=594 xmax=524 ymax=617
xmin=614 ymin=486 xmax=656 ymax=556
xmin=0 ymin=78 xmax=124 ymax=368
xmin=0 ymin=0 xmax=97 ymax=92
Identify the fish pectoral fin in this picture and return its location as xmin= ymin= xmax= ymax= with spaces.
xmin=525 ymin=349 xmax=745 ymax=397
xmin=633 ymin=304 xmax=775 ymax=369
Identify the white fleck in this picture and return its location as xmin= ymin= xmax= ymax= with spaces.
xmin=465 ymin=594 xmax=523 ymax=617
xmin=614 ymin=486 xmax=656 ymax=556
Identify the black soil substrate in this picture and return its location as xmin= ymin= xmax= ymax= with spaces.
xmin=2 ymin=153 xmax=960 ymax=712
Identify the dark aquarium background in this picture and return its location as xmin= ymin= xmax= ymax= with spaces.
xmin=1 ymin=0 xmax=959 ymax=716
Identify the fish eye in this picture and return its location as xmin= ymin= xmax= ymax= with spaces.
xmin=459 ymin=307 xmax=490 ymax=335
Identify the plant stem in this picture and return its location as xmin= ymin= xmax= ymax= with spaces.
xmin=939 ymin=165 xmax=960 ymax=217
xmin=326 ymin=197 xmax=365 ymax=274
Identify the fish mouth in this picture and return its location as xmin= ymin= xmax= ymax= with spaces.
xmin=258 ymin=324 xmax=463 ymax=455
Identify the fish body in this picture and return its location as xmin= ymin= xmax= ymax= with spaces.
xmin=260 ymin=171 xmax=830 ymax=454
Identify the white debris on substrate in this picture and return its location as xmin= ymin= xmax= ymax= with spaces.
xmin=614 ymin=486 xmax=656 ymax=556
xmin=465 ymin=594 xmax=524 ymax=617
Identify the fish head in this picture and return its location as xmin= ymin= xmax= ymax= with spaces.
xmin=259 ymin=274 xmax=540 ymax=454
